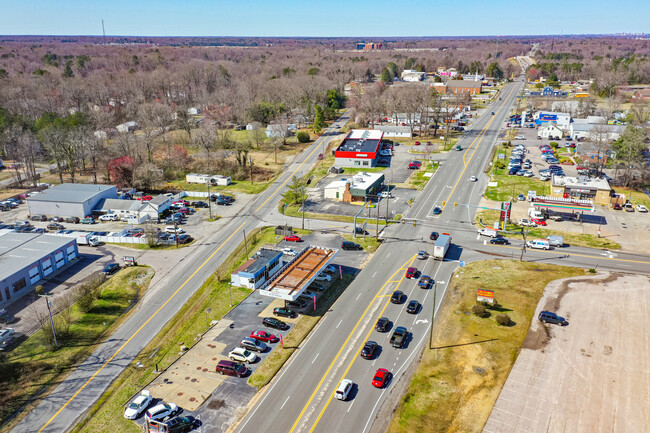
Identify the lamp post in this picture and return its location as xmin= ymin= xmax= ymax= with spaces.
xmin=205 ymin=308 xmax=212 ymax=329
xmin=38 ymin=293 xmax=58 ymax=347
xmin=227 ymin=282 xmax=233 ymax=307
xmin=206 ymin=181 xmax=212 ymax=220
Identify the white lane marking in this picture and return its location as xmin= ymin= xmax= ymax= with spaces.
xmin=356 ymin=293 xmax=362 ymax=300
xmin=372 ymin=271 xmax=377 ymax=278
xmin=312 ymin=353 xmax=320 ymax=364
xmin=386 ymin=252 xmax=390 ymax=258
xmin=280 ymin=395 xmax=291 ymax=410
xmin=336 ymin=319 xmax=343 ymax=329
xmin=347 ymin=398 xmax=356 ymax=413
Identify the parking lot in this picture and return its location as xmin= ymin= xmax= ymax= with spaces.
xmin=483 ymin=272 xmax=650 ymax=433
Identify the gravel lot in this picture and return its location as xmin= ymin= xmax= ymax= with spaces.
xmin=483 ymin=272 xmax=650 ymax=433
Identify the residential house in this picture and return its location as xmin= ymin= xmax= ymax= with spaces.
xmin=401 ymin=69 xmax=426 ymax=82
xmin=116 ymin=121 xmax=138 ymax=133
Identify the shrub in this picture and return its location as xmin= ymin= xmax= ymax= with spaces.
xmin=496 ymin=313 xmax=514 ymax=326
xmin=297 ymin=131 xmax=310 ymax=143
xmin=495 ymin=161 xmax=505 ymax=169
xmin=472 ymin=303 xmax=490 ymax=318
xmin=549 ymin=141 xmax=559 ymax=148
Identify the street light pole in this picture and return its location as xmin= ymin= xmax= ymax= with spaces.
xmin=301 ymin=188 xmax=306 ymax=230
xmin=228 ymin=282 xmax=233 ymax=307
xmin=206 ymin=181 xmax=212 ymax=220
xmin=38 ymin=294 xmax=58 ymax=347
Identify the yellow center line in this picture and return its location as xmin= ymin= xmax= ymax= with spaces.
xmin=288 ymin=255 xmax=417 ymax=433
xmin=491 ymin=244 xmax=650 ymax=264
xmin=37 ymin=221 xmax=248 ymax=433
xmin=307 ymin=258 xmax=415 ymax=432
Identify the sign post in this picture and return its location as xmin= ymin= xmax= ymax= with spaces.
xmin=477 ymin=289 xmax=495 ymax=305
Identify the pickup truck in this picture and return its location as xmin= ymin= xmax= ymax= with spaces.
xmin=418 ymin=275 xmax=432 ymax=289
xmin=390 ymin=326 xmax=407 ymax=348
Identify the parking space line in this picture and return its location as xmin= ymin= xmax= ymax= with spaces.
xmin=492 ymin=405 xmax=538 ymax=423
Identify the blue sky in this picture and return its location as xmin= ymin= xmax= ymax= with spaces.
xmin=1 ymin=0 xmax=648 ymax=37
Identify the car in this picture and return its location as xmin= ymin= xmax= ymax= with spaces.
xmin=636 ymin=204 xmax=648 ymax=212
xmin=102 ymin=263 xmax=120 ymax=275
xmin=418 ymin=275 xmax=432 ymax=289
xmin=508 ymin=167 xmax=520 ymax=175
xmin=30 ymin=214 xmax=47 ymax=221
xmin=309 ymin=282 xmax=326 ymax=292
xmin=273 ymin=307 xmax=296 ymax=318
xmin=379 ymin=191 xmax=393 ymax=198
xmin=135 ymin=195 xmax=153 ymax=201
xmin=177 ymin=207 xmax=190 ymax=215
xmin=262 ymin=317 xmax=289 ymax=330
xmin=478 ymin=228 xmax=498 ymax=238
xmin=538 ymin=310 xmax=567 ymax=326
xmin=228 ymin=347 xmax=258 ymax=363
xmin=341 ymin=241 xmax=362 ymax=251
xmin=540 ymin=175 xmax=551 ymax=181
xmin=416 ymin=250 xmax=429 ymax=260
xmin=314 ymin=273 xmax=332 ymax=282
xmin=335 ymin=379 xmax=354 ymax=401
xmin=379 ymin=149 xmax=392 ymax=157
xmin=408 ymin=161 xmax=422 ymax=169
xmin=372 ymin=368 xmax=390 ymax=388
xmin=469 ymin=176 xmax=478 ymax=182
xmin=612 ymin=203 xmax=622 ymax=210
xmin=406 ymin=300 xmax=420 ymax=314
xmin=145 ymin=402 xmax=180 ymax=421
xmin=0 ymin=328 xmax=15 ymax=344
xmin=354 ymin=227 xmax=368 ymax=235
xmin=432 ymin=206 xmax=442 ymax=215
xmin=99 ymin=213 xmax=118 ymax=221
xmin=360 ymin=341 xmax=379 ymax=360
xmin=375 ymin=317 xmax=390 ymax=332
xmin=531 ymin=217 xmax=547 ymax=226
xmin=250 ymin=330 xmax=278 ymax=343
xmin=81 ymin=217 xmax=95 ymax=224
xmin=177 ymin=234 xmax=193 ymax=244
xmin=284 ymin=235 xmax=302 ymax=242
xmin=281 ymin=248 xmax=297 ymax=256
xmin=124 ymin=390 xmax=152 ymax=419
xmin=287 ymin=299 xmax=308 ymax=310
xmin=517 ymin=194 xmax=525 ymax=202
xmin=429 ymin=231 xmax=439 ymax=241
xmin=160 ymin=416 xmax=197 ymax=433
xmin=240 ymin=337 xmax=267 ymax=353
xmin=522 ymin=171 xmax=534 ymax=177
xmin=13 ymin=220 xmax=30 ymax=228
xmin=518 ymin=219 xmax=535 ymax=227
xmin=323 ymin=264 xmax=337 ymax=274
xmin=491 ymin=112 xmax=495 ymax=115
xmin=47 ymin=223 xmax=64 ymax=231
xmin=216 ymin=360 xmax=248 ymax=377
xmin=624 ymin=203 xmax=634 ymax=212
xmin=405 ymin=267 xmax=417 ymax=279
xmin=490 ymin=237 xmax=510 ymax=245
xmin=390 ymin=290 xmax=404 ymax=304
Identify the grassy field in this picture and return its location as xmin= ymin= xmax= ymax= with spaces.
xmin=399 ymin=162 xmax=439 ymax=190
xmin=248 ymin=273 xmax=355 ymax=388
xmin=340 ymin=233 xmax=383 ymax=253
xmin=0 ymin=267 xmax=154 ymax=430
xmin=282 ymin=203 xmax=391 ymax=230
xmin=614 ymin=187 xmax=650 ymax=207
xmin=388 ymin=260 xmax=585 ymax=433
xmin=485 ymin=175 xmax=550 ymax=202
xmin=71 ymin=227 xmax=298 ymax=433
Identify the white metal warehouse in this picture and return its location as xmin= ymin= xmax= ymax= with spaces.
xmin=27 ymin=183 xmax=118 ymax=218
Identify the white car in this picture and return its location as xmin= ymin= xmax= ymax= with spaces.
xmin=282 ymin=248 xmax=297 ymax=256
xmin=469 ymin=176 xmax=478 ymax=182
xmin=124 ymin=390 xmax=152 ymax=419
xmin=99 ymin=213 xmax=118 ymax=221
xmin=522 ymin=171 xmax=534 ymax=177
xmin=518 ymin=219 xmax=536 ymax=227
xmin=228 ymin=347 xmax=258 ymax=363
xmin=515 ymin=135 xmax=525 ymax=140
xmin=636 ymin=204 xmax=648 ymax=213
xmin=477 ymin=228 xmax=498 ymax=238
xmin=0 ymin=328 xmax=15 ymax=342
xmin=323 ymin=264 xmax=337 ymax=274
xmin=379 ymin=149 xmax=392 ymax=157
xmin=335 ymin=379 xmax=353 ymax=401
xmin=379 ymin=191 xmax=393 ymax=198
xmin=145 ymin=402 xmax=179 ymax=421
xmin=314 ymin=273 xmax=332 ymax=282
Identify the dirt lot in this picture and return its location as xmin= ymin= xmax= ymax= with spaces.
xmin=483 ymin=272 xmax=650 ymax=433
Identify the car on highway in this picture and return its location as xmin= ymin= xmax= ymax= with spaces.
xmin=406 ymin=300 xmax=420 ymax=314
xmin=284 ymin=235 xmax=302 ymax=242
xmin=124 ymin=390 xmax=152 ymax=419
xmin=341 ymin=241 xmax=362 ymax=251
xmin=432 ymin=206 xmax=442 ymax=215
xmin=240 ymin=337 xmax=267 ymax=353
xmin=636 ymin=204 xmax=648 ymax=212
xmin=469 ymin=176 xmax=478 ymax=182
xmin=429 ymin=231 xmax=439 ymax=241
xmin=538 ymin=310 xmax=567 ymax=326
xmin=490 ymin=237 xmax=510 ymax=245
xmin=360 ymin=341 xmax=379 ymax=360
xmin=335 ymin=379 xmax=354 ymax=401
xmin=250 ymin=330 xmax=278 ymax=343
xmin=145 ymin=402 xmax=180 ymax=421
xmin=418 ymin=275 xmax=432 ymax=289
xmin=477 ymin=228 xmax=498 ymax=238
xmin=390 ymin=290 xmax=404 ymax=304
xmin=262 ymin=317 xmax=289 ymax=330
xmin=102 ymin=263 xmax=120 ymax=275
xmin=228 ymin=347 xmax=258 ymax=363
xmin=417 ymin=250 xmax=428 ymax=260
xmin=273 ymin=307 xmax=296 ymax=318
xmin=405 ymin=267 xmax=417 ymax=279
xmin=375 ymin=317 xmax=390 ymax=332
xmin=372 ymin=368 xmax=390 ymax=388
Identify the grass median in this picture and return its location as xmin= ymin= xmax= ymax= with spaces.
xmin=0 ymin=266 xmax=154 ymax=431
xmin=388 ymin=260 xmax=585 ymax=433
xmin=248 ymin=273 xmax=354 ymax=389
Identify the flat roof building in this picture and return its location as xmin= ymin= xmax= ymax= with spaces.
xmin=231 ymin=248 xmax=284 ymax=290
xmin=0 ymin=232 xmax=79 ymax=308
xmin=333 ymin=130 xmax=384 ymax=168
xmin=27 ymin=183 xmax=118 ymax=218
xmin=324 ymin=172 xmax=385 ymax=203
xmin=550 ymin=175 xmax=611 ymax=205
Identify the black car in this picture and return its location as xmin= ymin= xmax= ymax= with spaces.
xmin=0 ymin=309 xmax=15 ymax=324
xmin=65 ymin=216 xmax=80 ymax=224
xmin=178 ymin=234 xmax=193 ymax=244
xmin=102 ymin=263 xmax=120 ymax=275
xmin=538 ymin=311 xmax=567 ymax=326
xmin=273 ymin=307 xmax=296 ymax=318
xmin=429 ymin=231 xmax=439 ymax=241
xmin=287 ymin=299 xmax=308 ymax=310
xmin=360 ymin=341 xmax=379 ymax=360
xmin=406 ymin=300 xmax=420 ymax=314
xmin=390 ymin=290 xmax=404 ymax=304
xmin=375 ymin=317 xmax=390 ymax=332
xmin=163 ymin=416 xmax=197 ymax=433
xmin=30 ymin=214 xmax=47 ymax=221
xmin=354 ymin=227 xmax=368 ymax=235
xmin=341 ymin=241 xmax=362 ymax=251
xmin=262 ymin=317 xmax=289 ymax=330
xmin=490 ymin=237 xmax=509 ymax=245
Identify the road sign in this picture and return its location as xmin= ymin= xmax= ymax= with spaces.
xmin=477 ymin=289 xmax=495 ymax=304
xmin=459 ymin=261 xmax=465 ymax=267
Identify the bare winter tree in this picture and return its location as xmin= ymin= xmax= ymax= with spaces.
xmin=192 ymin=127 xmax=216 ymax=170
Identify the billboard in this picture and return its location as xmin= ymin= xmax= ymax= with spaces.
xmin=477 ymin=289 xmax=495 ymax=304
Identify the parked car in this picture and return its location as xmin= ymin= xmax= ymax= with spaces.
xmin=538 ymin=310 xmax=567 ymax=326
xmin=145 ymin=402 xmax=180 ymax=421
xmin=530 ymin=218 xmax=547 ymax=226
xmin=636 ymin=204 xmax=648 ymax=212
xmin=284 ymin=235 xmax=302 ymax=242
xmin=408 ymin=161 xmax=422 ymax=169
xmin=177 ymin=234 xmax=193 ymax=244
xmin=341 ymin=241 xmax=362 ymax=251
xmin=102 ymin=263 xmax=120 ymax=275
xmin=124 ymin=390 xmax=152 ymax=420
xmin=0 ymin=309 xmax=15 ymax=324
xmin=406 ymin=300 xmax=420 ymax=314
xmin=273 ymin=307 xmax=296 ymax=318
xmin=262 ymin=317 xmax=289 ymax=330
xmin=372 ymin=368 xmax=390 ymax=388
xmin=46 ymin=223 xmax=64 ymax=231
xmin=65 ymin=216 xmax=80 ymax=224
xmin=228 ymin=347 xmax=258 ymax=363
xmin=81 ymin=217 xmax=96 ymax=224
xmin=287 ymin=299 xmax=308 ymax=310
xmin=215 ymin=360 xmax=248 ymax=377
xmin=518 ymin=219 xmax=535 ymax=227
xmin=281 ymin=248 xmax=297 ymax=256
xmin=159 ymin=416 xmax=197 ymax=433
xmin=612 ymin=203 xmax=622 ymax=210
xmin=250 ymin=330 xmax=277 ymax=343
xmin=335 ymin=379 xmax=354 ymax=401
xmin=375 ymin=317 xmax=390 ymax=332
xmin=99 ymin=213 xmax=118 ymax=221
xmin=314 ymin=273 xmax=332 ymax=282
xmin=360 ymin=341 xmax=379 ymax=360
xmin=30 ymin=214 xmax=47 ymax=222
xmin=240 ymin=337 xmax=267 ymax=353
xmin=624 ymin=203 xmax=635 ymax=212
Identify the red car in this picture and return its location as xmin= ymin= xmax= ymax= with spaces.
xmin=372 ymin=368 xmax=390 ymax=388
xmin=414 ymin=141 xmax=420 ymax=146
xmin=250 ymin=330 xmax=278 ymax=343
xmin=284 ymin=235 xmax=302 ymax=242
xmin=136 ymin=195 xmax=153 ymax=201
xmin=408 ymin=161 xmax=422 ymax=169
xmin=178 ymin=207 xmax=190 ymax=214
xmin=530 ymin=218 xmax=547 ymax=226
xmin=405 ymin=267 xmax=417 ymax=279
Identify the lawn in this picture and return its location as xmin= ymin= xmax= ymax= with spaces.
xmin=388 ymin=260 xmax=585 ymax=433
xmin=0 ymin=267 xmax=154 ymax=430
xmin=485 ymin=175 xmax=550 ymax=202
xmin=614 ymin=187 xmax=650 ymax=207
xmin=282 ymin=203 xmax=391 ymax=228
xmin=399 ymin=162 xmax=439 ymax=190
xmin=340 ymin=233 xmax=383 ymax=253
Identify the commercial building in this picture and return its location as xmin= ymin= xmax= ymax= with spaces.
xmin=230 ymin=248 xmax=284 ymax=290
xmin=185 ymin=173 xmax=232 ymax=186
xmin=549 ymin=175 xmax=612 ymax=205
xmin=430 ymin=80 xmax=482 ymax=95
xmin=27 ymin=183 xmax=118 ymax=218
xmin=324 ymin=172 xmax=385 ymax=203
xmin=0 ymin=232 xmax=79 ymax=308
xmin=94 ymin=194 xmax=172 ymax=222
xmin=534 ymin=111 xmax=572 ymax=130
xmin=333 ymin=129 xmax=383 ymax=168
xmin=374 ymin=125 xmax=412 ymax=138
xmin=401 ymin=69 xmax=426 ymax=82
xmin=537 ymin=124 xmax=564 ymax=140
xmin=569 ymin=122 xmax=625 ymax=142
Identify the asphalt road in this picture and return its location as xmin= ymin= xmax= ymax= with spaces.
xmin=10 ymin=113 xmax=352 ymax=433
xmin=234 ymin=79 xmax=650 ymax=433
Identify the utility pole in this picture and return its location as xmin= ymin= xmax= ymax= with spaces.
xmin=249 ymin=157 xmax=254 ymax=185
xmin=206 ymin=181 xmax=212 ymax=220
xmin=520 ymin=230 xmax=527 ymax=261
xmin=375 ymin=196 xmax=380 ymax=241
xmin=38 ymin=293 xmax=58 ymax=347
xmin=301 ymin=188 xmax=306 ymax=230
xmin=243 ymin=229 xmax=249 ymax=257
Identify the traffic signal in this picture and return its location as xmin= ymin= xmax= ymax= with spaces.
xmin=413 ymin=220 xmax=416 ymax=227
xmin=454 ymin=202 xmax=458 ymax=207
xmin=442 ymin=201 xmax=447 ymax=206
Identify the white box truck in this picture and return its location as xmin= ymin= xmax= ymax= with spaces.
xmin=76 ymin=234 xmax=100 ymax=247
xmin=433 ymin=233 xmax=452 ymax=260
xmin=528 ymin=207 xmax=544 ymax=219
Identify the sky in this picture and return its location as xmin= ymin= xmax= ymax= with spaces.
xmin=0 ymin=0 xmax=648 ymax=37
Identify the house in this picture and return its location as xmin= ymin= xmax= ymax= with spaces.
xmin=537 ymin=124 xmax=564 ymax=139
xmin=333 ymin=130 xmax=383 ymax=168
xmin=230 ymin=248 xmax=284 ymax=290
xmin=324 ymin=172 xmax=385 ymax=203
xmin=138 ymin=195 xmax=172 ymax=219
xmin=27 ymin=183 xmax=118 ymax=218
xmin=185 ymin=173 xmax=232 ymax=186
xmin=266 ymin=124 xmax=296 ymax=138
xmin=116 ymin=121 xmax=138 ymax=133
xmin=437 ymin=67 xmax=458 ymax=78
xmin=401 ymin=70 xmax=426 ymax=82
xmin=534 ymin=111 xmax=572 ymax=130
xmin=246 ymin=121 xmax=262 ymax=131
xmin=575 ymin=142 xmax=610 ymax=166
xmin=550 ymin=175 xmax=612 ymax=205
xmin=374 ymin=125 xmax=412 ymax=138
